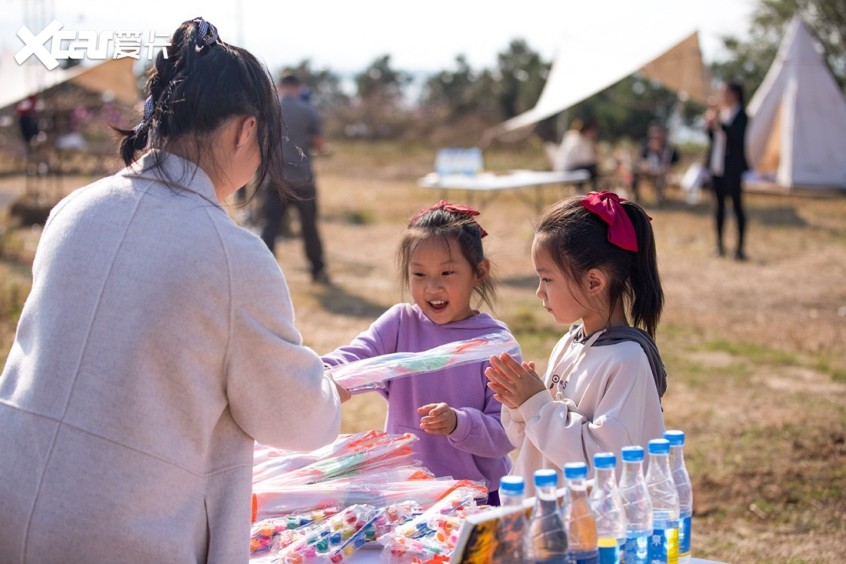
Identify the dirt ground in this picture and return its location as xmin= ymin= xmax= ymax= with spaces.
xmin=1 ymin=141 xmax=844 ymax=563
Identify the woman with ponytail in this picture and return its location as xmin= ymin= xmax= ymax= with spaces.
xmin=485 ymin=191 xmax=666 ymax=492
xmin=0 ymin=18 xmax=346 ymax=562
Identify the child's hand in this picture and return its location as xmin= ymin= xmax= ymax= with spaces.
xmin=417 ymin=402 xmax=457 ymax=435
xmin=485 ymin=352 xmax=547 ymax=409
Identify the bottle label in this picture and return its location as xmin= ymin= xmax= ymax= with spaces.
xmin=598 ymin=546 xmax=619 ymax=563
xmin=679 ymin=513 xmax=692 ymax=557
xmin=648 ymin=526 xmax=679 ymax=564
xmin=625 ymin=534 xmax=649 ymax=563
xmin=597 ymin=537 xmax=619 ymax=564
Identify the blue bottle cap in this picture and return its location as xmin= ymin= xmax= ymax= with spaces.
xmin=500 ymin=475 xmax=525 ymax=494
xmin=593 ymin=452 xmax=616 ymax=469
xmin=564 ymin=462 xmax=588 ymax=479
xmin=533 ymin=468 xmax=558 ymax=487
xmin=664 ymin=430 xmax=685 ymax=446
xmin=648 ymin=438 xmax=670 ymax=454
xmin=621 ymin=446 xmax=645 ymax=461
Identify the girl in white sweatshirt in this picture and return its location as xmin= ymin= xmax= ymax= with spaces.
xmin=485 ymin=191 xmax=666 ymax=494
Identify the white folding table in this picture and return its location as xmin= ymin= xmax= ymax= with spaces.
xmin=418 ymin=169 xmax=591 ymax=212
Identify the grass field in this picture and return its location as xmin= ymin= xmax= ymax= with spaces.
xmin=1 ymin=140 xmax=844 ymax=562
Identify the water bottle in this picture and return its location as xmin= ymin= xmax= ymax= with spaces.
xmin=590 ymin=453 xmax=626 ymax=564
xmin=665 ymin=430 xmax=693 ymax=563
xmin=645 ymin=439 xmax=680 ymax=564
xmin=563 ymin=462 xmax=598 ymax=564
xmin=492 ymin=476 xmax=528 ymax=563
xmin=619 ymin=446 xmax=653 ymax=564
xmin=526 ymin=469 xmax=569 ymax=563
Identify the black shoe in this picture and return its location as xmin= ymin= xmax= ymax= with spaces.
xmin=715 ymin=246 xmax=725 ymax=258
xmin=312 ymin=270 xmax=331 ymax=285
xmin=734 ymin=250 xmax=747 ymax=261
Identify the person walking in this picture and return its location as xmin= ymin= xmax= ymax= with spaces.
xmin=261 ymin=73 xmax=329 ymax=283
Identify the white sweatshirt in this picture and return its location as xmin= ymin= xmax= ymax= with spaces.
xmin=0 ymin=151 xmax=341 ymax=563
xmin=503 ymin=327 xmax=665 ymax=496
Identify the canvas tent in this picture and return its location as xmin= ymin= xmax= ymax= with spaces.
xmin=746 ymin=16 xmax=846 ymax=190
xmin=489 ymin=28 xmax=710 ymax=136
xmin=0 ymin=55 xmax=138 ymax=112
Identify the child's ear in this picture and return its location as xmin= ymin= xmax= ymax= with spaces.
xmin=475 ymin=259 xmax=491 ymax=283
xmin=585 ymin=268 xmax=607 ymax=296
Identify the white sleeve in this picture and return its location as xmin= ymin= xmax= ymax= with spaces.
xmin=501 ymin=336 xmax=565 ymax=456
xmin=516 ymin=347 xmax=663 ymax=469
xmin=224 ymin=238 xmax=341 ymax=451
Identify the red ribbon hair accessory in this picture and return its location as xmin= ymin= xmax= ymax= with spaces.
xmin=409 ymin=200 xmax=488 ymax=238
xmin=580 ymin=191 xmax=638 ymax=252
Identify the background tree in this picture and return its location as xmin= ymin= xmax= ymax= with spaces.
xmin=351 ymin=55 xmax=413 ymax=139
xmin=564 ymin=76 xmax=699 ymax=143
xmin=490 ymin=39 xmax=550 ymax=120
xmin=420 ymin=55 xmax=478 ymax=120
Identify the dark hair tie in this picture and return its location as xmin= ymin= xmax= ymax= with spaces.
xmin=191 ymin=17 xmax=219 ymax=53
xmin=133 ymin=96 xmax=155 ymax=133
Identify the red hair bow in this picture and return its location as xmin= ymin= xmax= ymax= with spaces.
xmin=410 ymin=200 xmax=488 ymax=237
xmin=581 ymin=191 xmax=638 ymax=252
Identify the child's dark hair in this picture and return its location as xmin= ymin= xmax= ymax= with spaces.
xmin=115 ymin=17 xmax=284 ymax=191
xmin=535 ymin=195 xmax=663 ymax=337
xmin=398 ymin=203 xmax=496 ymax=310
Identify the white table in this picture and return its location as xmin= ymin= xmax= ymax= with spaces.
xmin=418 ymin=169 xmax=591 ymax=212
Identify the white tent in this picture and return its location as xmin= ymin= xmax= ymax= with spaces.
xmin=490 ymin=28 xmax=709 ymax=135
xmin=746 ymin=16 xmax=846 ymax=190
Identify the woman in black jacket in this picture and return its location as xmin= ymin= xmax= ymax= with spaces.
xmin=706 ymin=81 xmax=749 ymax=260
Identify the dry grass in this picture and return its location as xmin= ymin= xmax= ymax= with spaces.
xmin=1 ymin=140 xmax=844 ymax=563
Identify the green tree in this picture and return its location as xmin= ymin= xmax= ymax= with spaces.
xmin=491 ymin=39 xmax=550 ymax=119
xmin=420 ymin=55 xmax=479 ymax=118
xmin=711 ymin=0 xmax=846 ymax=96
xmin=352 ymin=55 xmax=413 ymax=139
xmin=565 ymin=76 xmax=697 ymax=143
xmin=354 ymin=55 xmax=412 ymax=102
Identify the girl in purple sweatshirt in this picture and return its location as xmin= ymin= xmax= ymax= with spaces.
xmin=322 ymin=201 xmax=519 ymax=504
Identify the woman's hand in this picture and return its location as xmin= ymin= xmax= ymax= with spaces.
xmin=417 ymin=402 xmax=457 ymax=435
xmin=485 ymin=352 xmax=547 ymax=409
xmin=326 ymin=373 xmax=351 ymax=403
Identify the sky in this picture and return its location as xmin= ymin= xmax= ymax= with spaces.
xmin=1 ymin=0 xmax=758 ymax=78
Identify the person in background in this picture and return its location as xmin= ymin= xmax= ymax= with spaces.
xmin=705 ymin=80 xmax=749 ymax=260
xmin=0 ymin=18 xmax=347 ymax=562
xmin=485 ymin=192 xmax=666 ymax=495
xmin=16 ymin=95 xmax=40 ymax=150
xmin=261 ymin=73 xmax=329 ymax=283
xmin=553 ymin=118 xmax=599 ymax=192
xmin=631 ymin=122 xmax=679 ymax=207
xmin=322 ymin=201 xmax=518 ymax=506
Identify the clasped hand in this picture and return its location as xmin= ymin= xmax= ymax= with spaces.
xmin=418 ymin=402 xmax=457 ymax=435
xmin=485 ymin=352 xmax=547 ymax=409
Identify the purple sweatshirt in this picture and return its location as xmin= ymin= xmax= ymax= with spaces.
xmin=322 ymin=303 xmax=519 ymax=493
